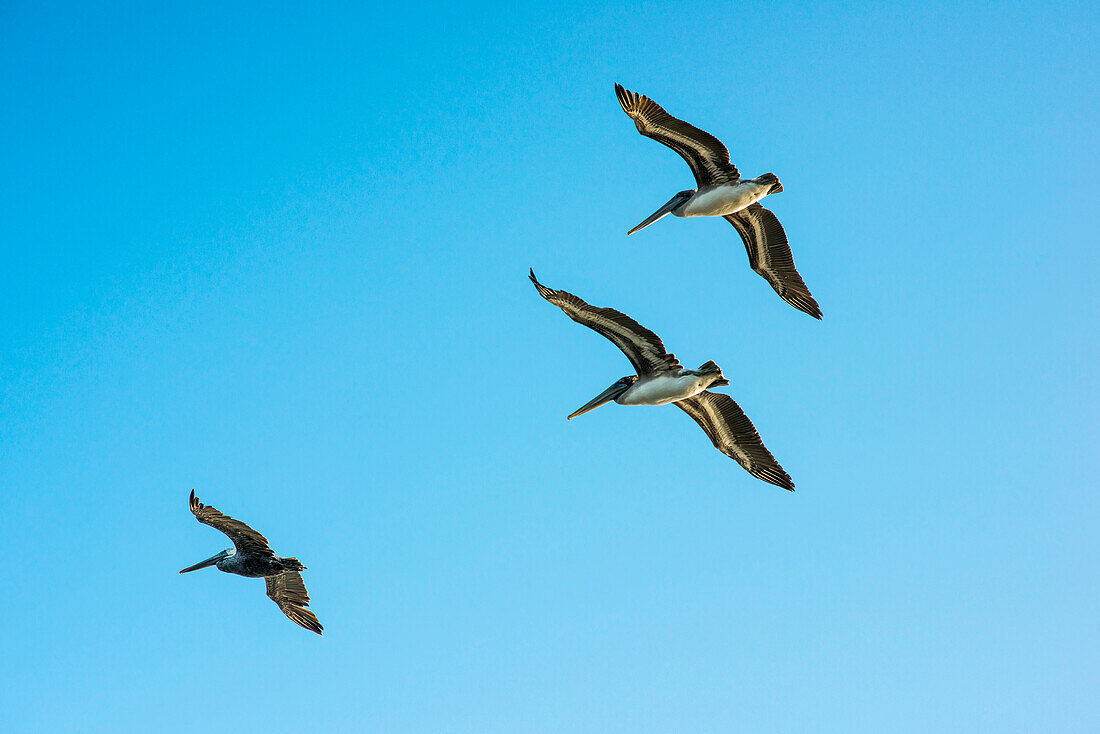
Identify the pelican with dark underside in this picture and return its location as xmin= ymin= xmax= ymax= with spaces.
xmin=614 ymin=83 xmax=822 ymax=319
xmin=180 ymin=490 xmax=323 ymax=635
xmin=530 ymin=270 xmax=794 ymax=490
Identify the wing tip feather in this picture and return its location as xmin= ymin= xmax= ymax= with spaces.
xmin=798 ymin=300 xmax=823 ymax=319
xmin=528 ymin=268 xmax=555 ymax=301
xmin=755 ymin=466 xmax=795 ymax=491
xmin=614 ymin=82 xmax=641 ymax=115
xmin=789 ymin=295 xmax=823 ymax=319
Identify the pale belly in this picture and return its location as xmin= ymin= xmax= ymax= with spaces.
xmin=679 ymin=182 xmax=769 ymax=217
xmin=618 ymin=374 xmax=707 ymax=406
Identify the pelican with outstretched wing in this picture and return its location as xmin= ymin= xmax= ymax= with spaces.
xmin=179 ymin=490 xmax=323 ymax=635
xmin=530 ymin=270 xmax=794 ymax=490
xmin=615 ymin=83 xmax=821 ymax=319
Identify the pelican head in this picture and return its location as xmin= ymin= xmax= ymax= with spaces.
xmin=179 ymin=548 xmax=233 ymax=574
xmin=568 ymin=375 xmax=636 ymax=420
xmin=627 ymin=190 xmax=695 ymax=235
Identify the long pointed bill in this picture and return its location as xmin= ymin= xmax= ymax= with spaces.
xmin=567 ymin=380 xmax=631 ymax=420
xmin=179 ymin=550 xmax=230 ymax=574
xmin=627 ymin=192 xmax=690 ymax=235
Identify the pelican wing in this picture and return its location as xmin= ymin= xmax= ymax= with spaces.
xmin=266 ymin=571 xmax=323 ymax=635
xmin=675 ymin=391 xmax=794 ymax=490
xmin=725 ymin=204 xmax=822 ymax=319
xmin=615 ymin=83 xmax=739 ymax=187
xmin=189 ymin=490 xmax=275 ymax=556
xmin=530 ymin=270 xmax=680 ymax=376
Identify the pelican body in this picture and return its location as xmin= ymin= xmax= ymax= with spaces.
xmin=180 ymin=490 xmax=323 ymax=635
xmin=628 ymin=177 xmax=782 ymax=234
xmin=615 ymin=83 xmax=821 ymax=319
xmin=619 ymin=371 xmax=713 ymax=405
xmin=680 ymin=180 xmax=773 ymax=217
xmin=568 ymin=363 xmax=728 ymax=419
xmin=181 ymin=546 xmax=305 ymax=578
xmin=531 ymin=270 xmax=794 ymax=490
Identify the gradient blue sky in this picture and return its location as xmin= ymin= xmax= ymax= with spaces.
xmin=2 ymin=2 xmax=1097 ymax=732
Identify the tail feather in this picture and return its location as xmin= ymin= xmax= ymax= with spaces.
xmin=280 ymin=557 xmax=307 ymax=572
xmin=697 ymin=360 xmax=728 ymax=385
xmin=757 ymin=172 xmax=783 ymax=194
xmin=698 ymin=360 xmax=722 ymax=375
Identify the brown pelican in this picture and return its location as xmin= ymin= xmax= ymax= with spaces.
xmin=530 ymin=270 xmax=794 ymax=490
xmin=614 ymin=83 xmax=822 ymax=319
xmin=180 ymin=490 xmax=323 ymax=635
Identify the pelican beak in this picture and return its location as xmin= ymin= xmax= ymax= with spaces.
xmin=627 ymin=191 xmax=690 ymax=235
xmin=179 ymin=550 xmax=230 ymax=574
xmin=567 ymin=380 xmax=631 ymax=420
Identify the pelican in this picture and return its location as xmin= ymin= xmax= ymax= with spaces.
xmin=614 ymin=83 xmax=822 ymax=319
xmin=530 ymin=270 xmax=794 ymax=490
xmin=180 ymin=490 xmax=323 ymax=635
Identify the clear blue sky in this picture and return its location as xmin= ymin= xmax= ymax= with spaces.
xmin=1 ymin=1 xmax=1097 ymax=732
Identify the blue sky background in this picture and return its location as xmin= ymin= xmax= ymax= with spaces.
xmin=1 ymin=1 xmax=1097 ymax=732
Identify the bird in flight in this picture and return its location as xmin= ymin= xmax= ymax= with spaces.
xmin=180 ymin=490 xmax=323 ymax=634
xmin=531 ymin=270 xmax=794 ymax=490
xmin=615 ymin=83 xmax=822 ymax=319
